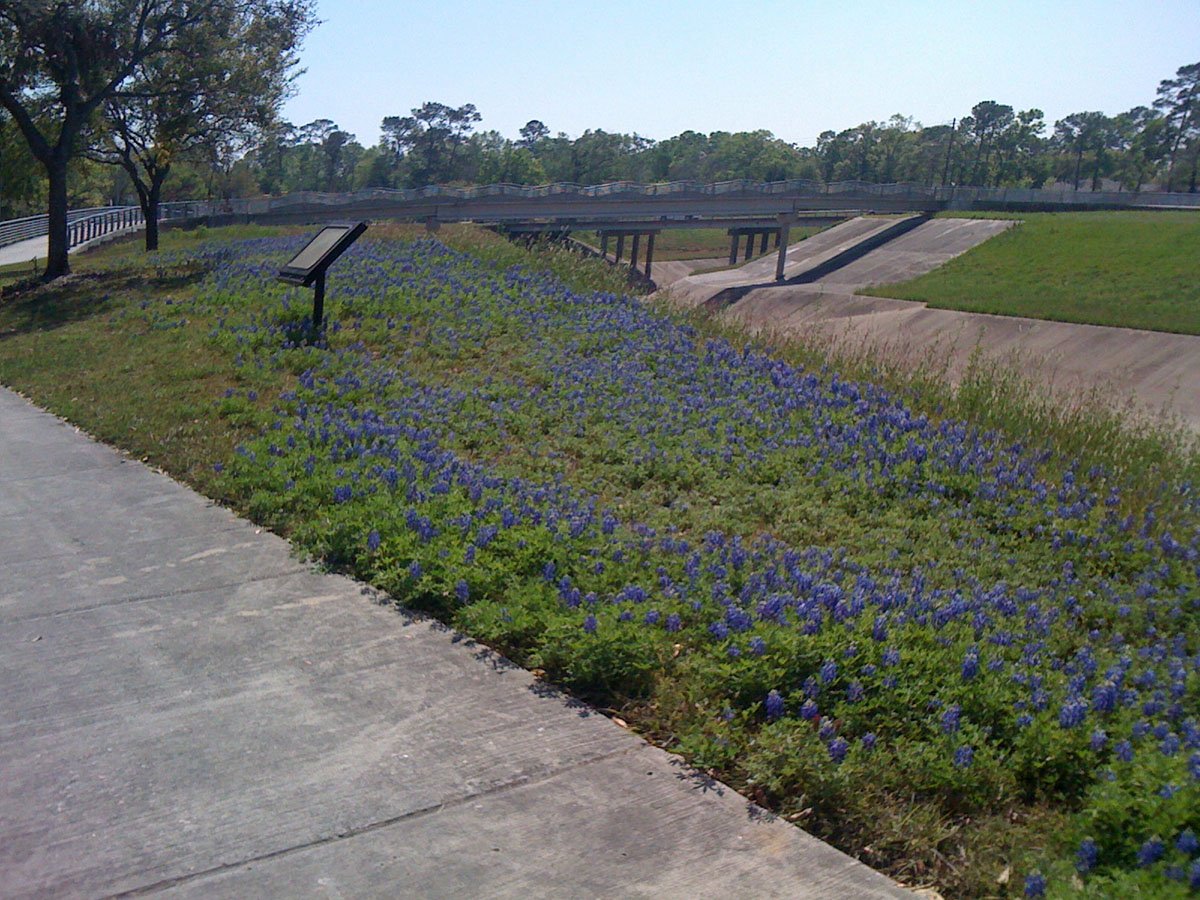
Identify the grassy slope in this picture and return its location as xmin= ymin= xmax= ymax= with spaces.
xmin=866 ymin=211 xmax=1200 ymax=335
xmin=2 ymin=225 xmax=1199 ymax=899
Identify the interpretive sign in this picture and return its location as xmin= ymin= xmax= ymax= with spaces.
xmin=277 ymin=221 xmax=368 ymax=327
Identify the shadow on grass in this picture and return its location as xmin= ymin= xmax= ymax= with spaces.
xmin=0 ymin=265 xmax=208 ymax=340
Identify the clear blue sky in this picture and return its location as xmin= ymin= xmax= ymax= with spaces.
xmin=283 ymin=0 xmax=1200 ymax=148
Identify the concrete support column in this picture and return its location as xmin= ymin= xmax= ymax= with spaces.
xmin=601 ymin=233 xmax=609 ymax=259
xmin=645 ymin=233 xmax=655 ymax=281
xmin=775 ymin=215 xmax=793 ymax=281
xmin=773 ymin=230 xmax=781 ymax=249
xmin=728 ymin=232 xmax=738 ymax=266
xmin=743 ymin=233 xmax=753 ymax=262
xmin=616 ymin=234 xmax=625 ymax=263
xmin=759 ymin=231 xmax=768 ymax=254
xmin=631 ymin=234 xmax=641 ymax=273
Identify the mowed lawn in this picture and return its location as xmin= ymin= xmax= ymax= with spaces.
xmin=867 ymin=211 xmax=1200 ymax=335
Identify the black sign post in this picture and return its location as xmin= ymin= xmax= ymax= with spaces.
xmin=277 ymin=222 xmax=368 ymax=328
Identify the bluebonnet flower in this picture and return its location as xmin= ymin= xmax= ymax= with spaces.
xmin=1178 ymin=830 xmax=1199 ymax=856
xmin=1059 ymin=696 xmax=1088 ymax=729
xmin=861 ymin=733 xmax=877 ymax=750
xmin=953 ymin=745 xmax=974 ymax=768
xmin=1138 ymin=838 xmax=1164 ymax=867
xmin=582 ymin=615 xmax=597 ymax=634
xmin=941 ymin=704 xmax=961 ymax=734
xmin=961 ymin=647 xmax=979 ymax=681
xmin=367 ymin=529 xmax=381 ymax=551
xmin=765 ymin=690 xmax=784 ymax=721
xmin=828 ymin=737 xmax=849 ymax=763
xmin=1076 ymin=838 xmax=1097 ymax=873
xmin=1023 ymin=871 xmax=1045 ymax=897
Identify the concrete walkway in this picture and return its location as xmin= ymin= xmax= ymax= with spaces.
xmin=0 ymin=236 xmax=49 ymax=268
xmin=0 ymin=226 xmax=146 ymax=269
xmin=0 ymin=386 xmax=907 ymax=899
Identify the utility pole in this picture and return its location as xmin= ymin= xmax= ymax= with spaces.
xmin=941 ymin=118 xmax=957 ymax=187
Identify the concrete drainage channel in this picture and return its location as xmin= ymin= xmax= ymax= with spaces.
xmin=660 ymin=217 xmax=1200 ymax=432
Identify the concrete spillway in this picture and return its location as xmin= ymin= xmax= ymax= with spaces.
xmin=659 ymin=218 xmax=1200 ymax=432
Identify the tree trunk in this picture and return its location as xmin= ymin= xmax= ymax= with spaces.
xmin=1072 ymin=148 xmax=1083 ymax=190
xmin=44 ymin=154 xmax=71 ymax=281
xmin=144 ymin=173 xmax=166 ymax=251
xmin=144 ymin=198 xmax=160 ymax=250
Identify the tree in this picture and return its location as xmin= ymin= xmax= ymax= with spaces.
xmin=381 ymin=101 xmax=481 ymax=187
xmin=0 ymin=1 xmax=245 ymax=279
xmin=1154 ymin=62 xmax=1200 ymax=190
xmin=87 ymin=0 xmax=313 ymax=250
xmin=991 ymin=109 xmax=1045 ymax=187
xmin=1054 ymin=111 xmax=1108 ymax=189
xmin=477 ymin=143 xmax=546 ymax=185
xmin=1 ymin=107 xmax=45 ymax=217
xmin=966 ymin=101 xmax=1014 ymax=185
xmin=517 ymin=119 xmax=549 ymax=151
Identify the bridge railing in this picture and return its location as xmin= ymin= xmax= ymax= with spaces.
xmin=6 ymin=181 xmax=1198 ymax=246
xmin=184 ymin=179 xmax=1195 ymax=213
xmin=0 ymin=203 xmax=207 ymax=252
xmin=0 ymin=206 xmax=136 ymax=250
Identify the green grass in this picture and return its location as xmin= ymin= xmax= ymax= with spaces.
xmin=0 ymin=255 xmax=46 ymax=290
xmin=2 ymin=225 xmax=1199 ymax=899
xmin=867 ymin=211 xmax=1200 ymax=335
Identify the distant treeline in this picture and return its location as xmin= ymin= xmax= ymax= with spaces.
xmin=2 ymin=61 xmax=1196 ymax=219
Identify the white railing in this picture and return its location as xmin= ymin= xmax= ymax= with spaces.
xmin=0 ymin=203 xmax=208 ymax=251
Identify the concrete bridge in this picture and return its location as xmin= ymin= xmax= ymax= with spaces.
xmin=3 ymin=179 xmax=1196 ymax=278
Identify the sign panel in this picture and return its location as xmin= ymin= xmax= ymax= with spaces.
xmin=277 ymin=221 xmax=368 ymax=287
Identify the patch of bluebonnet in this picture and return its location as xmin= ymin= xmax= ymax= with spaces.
xmin=194 ymin=235 xmax=1200 ymax=894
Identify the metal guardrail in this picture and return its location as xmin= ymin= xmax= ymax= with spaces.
xmin=0 ymin=206 xmax=132 ymax=249
xmin=0 ymin=203 xmax=205 ymax=252
xmin=4 ymin=181 xmax=1196 ymax=250
xmin=66 ymin=207 xmax=144 ymax=248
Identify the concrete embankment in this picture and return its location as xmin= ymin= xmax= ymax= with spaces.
xmin=661 ymin=217 xmax=1200 ymax=432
